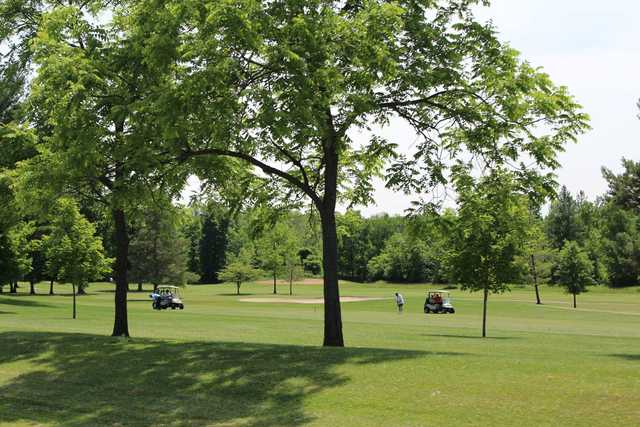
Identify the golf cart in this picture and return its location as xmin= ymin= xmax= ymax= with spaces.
xmin=424 ymin=290 xmax=455 ymax=314
xmin=150 ymin=285 xmax=184 ymax=310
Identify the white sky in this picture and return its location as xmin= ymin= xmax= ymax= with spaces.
xmin=356 ymin=0 xmax=640 ymax=216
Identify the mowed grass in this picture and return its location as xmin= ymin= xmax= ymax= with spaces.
xmin=0 ymin=281 xmax=639 ymax=426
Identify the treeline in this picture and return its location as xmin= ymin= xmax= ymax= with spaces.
xmin=166 ymin=157 xmax=640 ymax=290
xmin=332 ymin=162 xmax=640 ymax=289
xmin=4 ymin=158 xmax=640 ymax=295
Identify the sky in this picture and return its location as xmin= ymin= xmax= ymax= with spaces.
xmin=355 ymin=0 xmax=640 ymax=216
xmin=185 ymin=1 xmax=640 ymax=216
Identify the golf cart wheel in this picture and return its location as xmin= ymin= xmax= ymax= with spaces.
xmin=424 ymin=307 xmax=430 ymax=314
xmin=171 ymin=305 xmax=176 ymax=310
xmin=449 ymin=308 xmax=455 ymax=314
xmin=179 ymin=304 xmax=184 ymax=310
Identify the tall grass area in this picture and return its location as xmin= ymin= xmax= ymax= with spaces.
xmin=1 ymin=281 xmax=639 ymax=426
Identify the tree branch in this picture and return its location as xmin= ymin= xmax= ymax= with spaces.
xmin=181 ymin=148 xmax=321 ymax=205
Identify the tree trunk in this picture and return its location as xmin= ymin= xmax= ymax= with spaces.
xmin=482 ymin=286 xmax=489 ymax=338
xmin=72 ymin=283 xmax=77 ymax=319
xmin=9 ymin=281 xmax=17 ymax=293
xmin=289 ymin=270 xmax=293 ymax=296
xmin=49 ymin=280 xmax=54 ymax=295
xmin=273 ymin=270 xmax=277 ymax=294
xmin=236 ymin=281 xmax=240 ymax=295
xmin=112 ymin=208 xmax=130 ymax=337
xmin=30 ymin=280 xmax=36 ymax=295
xmin=319 ymin=207 xmax=344 ymax=347
xmin=77 ymin=285 xmax=86 ymax=295
xmin=138 ymin=282 xmax=143 ymax=292
xmin=530 ymin=254 xmax=541 ymax=305
xmin=573 ymin=293 xmax=576 ymax=308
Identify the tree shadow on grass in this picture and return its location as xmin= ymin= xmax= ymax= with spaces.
xmin=0 ymin=332 xmax=437 ymax=426
xmin=219 ymin=293 xmax=255 ymax=296
xmin=421 ymin=333 xmax=519 ymax=340
xmin=0 ymin=296 xmax=53 ymax=308
xmin=609 ymin=354 xmax=640 ymax=361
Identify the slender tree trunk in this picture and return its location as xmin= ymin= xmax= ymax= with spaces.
xmin=530 ymin=254 xmax=541 ymax=305
xmin=138 ymin=282 xmax=143 ymax=292
xmin=573 ymin=293 xmax=576 ymax=308
xmin=236 ymin=281 xmax=240 ymax=295
xmin=77 ymin=285 xmax=86 ymax=295
xmin=49 ymin=280 xmax=54 ymax=295
xmin=112 ymin=208 xmax=130 ymax=337
xmin=30 ymin=280 xmax=36 ymax=295
xmin=9 ymin=281 xmax=17 ymax=294
xmin=320 ymin=207 xmax=344 ymax=347
xmin=273 ymin=270 xmax=277 ymax=294
xmin=72 ymin=283 xmax=77 ymax=319
xmin=289 ymin=270 xmax=293 ymax=296
xmin=482 ymin=286 xmax=489 ymax=338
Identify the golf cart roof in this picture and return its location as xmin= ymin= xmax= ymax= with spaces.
xmin=428 ymin=290 xmax=451 ymax=294
xmin=157 ymin=285 xmax=179 ymax=289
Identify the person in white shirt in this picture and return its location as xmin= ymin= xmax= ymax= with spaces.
xmin=395 ymin=292 xmax=405 ymax=313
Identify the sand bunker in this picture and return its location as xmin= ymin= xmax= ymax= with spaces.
xmin=239 ymin=296 xmax=387 ymax=304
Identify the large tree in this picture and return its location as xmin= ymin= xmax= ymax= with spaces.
xmin=11 ymin=3 xmax=208 ymax=336
xmin=124 ymin=0 xmax=587 ymax=346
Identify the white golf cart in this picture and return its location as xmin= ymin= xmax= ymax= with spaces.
xmin=150 ymin=285 xmax=185 ymax=310
xmin=423 ymin=290 xmax=455 ymax=314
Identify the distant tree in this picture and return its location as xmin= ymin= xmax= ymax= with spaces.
xmin=298 ymin=248 xmax=322 ymax=276
xmin=180 ymin=209 xmax=202 ymax=278
xmin=602 ymin=159 xmax=640 ymax=214
xmin=336 ymin=211 xmax=368 ymax=281
xmin=516 ymin=207 xmax=557 ymax=304
xmin=219 ymin=258 xmax=261 ymax=296
xmin=282 ymin=232 xmax=304 ymax=296
xmin=546 ymin=186 xmax=580 ymax=249
xmin=554 ymin=241 xmax=595 ymax=308
xmin=43 ymin=199 xmax=111 ymax=319
xmin=599 ymin=203 xmax=640 ymax=287
xmin=2 ymin=221 xmax=37 ymax=293
xmin=448 ymin=168 xmax=529 ymax=338
xmin=368 ymin=233 xmax=438 ymax=283
xmin=256 ymin=223 xmax=291 ymax=294
xmin=199 ymin=213 xmax=229 ymax=284
xmin=0 ymin=233 xmax=20 ymax=293
xmin=129 ymin=203 xmax=196 ymax=291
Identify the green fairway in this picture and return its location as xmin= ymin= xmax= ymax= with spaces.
xmin=1 ymin=281 xmax=639 ymax=426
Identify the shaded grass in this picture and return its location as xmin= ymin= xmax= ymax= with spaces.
xmin=0 ymin=332 xmax=428 ymax=426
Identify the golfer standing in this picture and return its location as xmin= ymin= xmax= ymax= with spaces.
xmin=395 ymin=292 xmax=405 ymax=313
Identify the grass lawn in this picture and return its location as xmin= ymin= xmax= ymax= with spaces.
xmin=0 ymin=281 xmax=639 ymax=426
